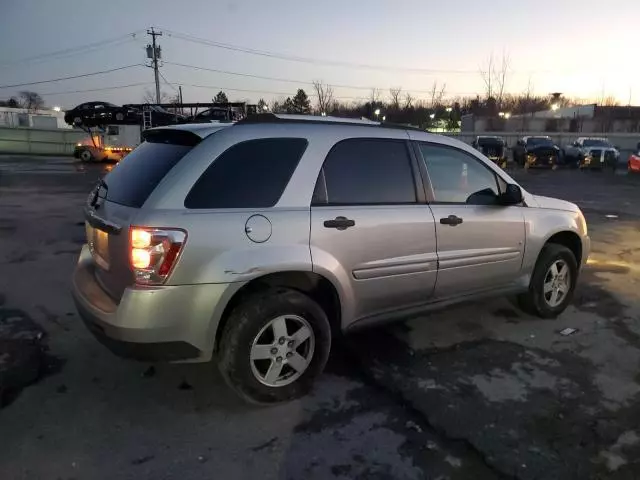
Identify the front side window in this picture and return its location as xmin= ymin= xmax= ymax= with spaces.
xmin=314 ymin=138 xmax=416 ymax=205
xmin=185 ymin=138 xmax=307 ymax=209
xmin=419 ymin=144 xmax=501 ymax=205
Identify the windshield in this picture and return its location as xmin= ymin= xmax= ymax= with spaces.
xmin=527 ymin=137 xmax=554 ymax=147
xmin=477 ymin=137 xmax=504 ymax=146
xmin=583 ymin=139 xmax=612 ymax=147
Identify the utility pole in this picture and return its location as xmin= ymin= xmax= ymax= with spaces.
xmin=146 ymin=28 xmax=162 ymax=104
xmin=178 ymin=86 xmax=184 ymax=114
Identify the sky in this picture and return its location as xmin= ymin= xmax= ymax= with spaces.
xmin=1 ymin=0 xmax=639 ymax=109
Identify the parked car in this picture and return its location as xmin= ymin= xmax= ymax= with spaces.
xmin=125 ymin=105 xmax=187 ymax=127
xmin=563 ymin=137 xmax=619 ymax=170
xmin=64 ymin=102 xmax=140 ymax=127
xmin=72 ymin=114 xmax=590 ymax=404
xmin=512 ymin=136 xmax=561 ymax=169
xmin=472 ymin=135 xmax=507 ymax=168
xmin=191 ymin=107 xmax=242 ymax=123
xmin=628 ymin=145 xmax=640 ymax=173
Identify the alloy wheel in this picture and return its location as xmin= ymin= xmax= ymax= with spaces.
xmin=543 ymin=259 xmax=570 ymax=307
xmin=249 ymin=315 xmax=315 ymax=387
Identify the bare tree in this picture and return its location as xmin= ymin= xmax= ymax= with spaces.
xmin=494 ymin=52 xmax=510 ymax=108
xmin=429 ymin=81 xmax=446 ymax=108
xmin=601 ymin=96 xmax=620 ymax=107
xmin=404 ymin=92 xmax=414 ymax=110
xmin=479 ymin=53 xmax=494 ymax=99
xmin=18 ymin=91 xmax=45 ymax=112
xmin=479 ymin=51 xmax=510 ymax=109
xmin=369 ymin=88 xmax=382 ymax=105
xmin=313 ymin=81 xmax=334 ymax=114
xmin=270 ymin=97 xmax=287 ymax=113
xmin=389 ymin=87 xmax=402 ymax=110
xmin=143 ymin=88 xmax=170 ymax=103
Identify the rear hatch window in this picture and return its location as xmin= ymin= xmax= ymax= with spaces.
xmin=100 ymin=129 xmax=201 ymax=208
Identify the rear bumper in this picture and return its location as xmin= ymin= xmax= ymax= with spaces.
xmin=71 ymin=245 xmax=242 ymax=363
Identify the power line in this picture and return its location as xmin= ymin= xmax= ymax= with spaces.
xmin=163 ymin=29 xmax=478 ymax=75
xmin=0 ymin=32 xmax=144 ymax=67
xmin=0 ymin=64 xmax=142 ymax=89
xmin=38 ymin=82 xmax=153 ymax=96
xmin=165 ymin=61 xmax=482 ymax=96
xmin=158 ymin=71 xmax=178 ymax=93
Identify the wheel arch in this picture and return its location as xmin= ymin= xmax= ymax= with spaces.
xmin=214 ymin=271 xmax=342 ymax=351
xmin=544 ymin=230 xmax=583 ymax=267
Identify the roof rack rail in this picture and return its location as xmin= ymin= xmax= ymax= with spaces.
xmin=237 ymin=113 xmax=425 ymax=132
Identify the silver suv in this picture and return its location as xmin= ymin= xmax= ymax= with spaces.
xmin=72 ymin=115 xmax=590 ymax=403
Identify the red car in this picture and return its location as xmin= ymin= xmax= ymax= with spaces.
xmin=629 ymin=151 xmax=640 ymax=173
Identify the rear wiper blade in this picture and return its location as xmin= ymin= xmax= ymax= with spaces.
xmin=97 ymin=177 xmax=108 ymax=192
xmin=89 ymin=178 xmax=108 ymax=208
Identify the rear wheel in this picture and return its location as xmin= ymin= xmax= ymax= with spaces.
xmin=218 ymin=287 xmax=331 ymax=404
xmin=518 ymin=244 xmax=578 ymax=318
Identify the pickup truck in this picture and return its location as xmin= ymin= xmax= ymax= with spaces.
xmin=512 ymin=136 xmax=561 ymax=169
xmin=563 ymin=137 xmax=619 ymax=170
xmin=472 ymin=135 xmax=508 ymax=168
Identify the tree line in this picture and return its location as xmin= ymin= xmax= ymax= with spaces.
xmin=0 ymin=91 xmax=45 ymax=112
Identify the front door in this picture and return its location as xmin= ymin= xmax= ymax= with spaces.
xmin=416 ymin=142 xmax=526 ymax=299
xmin=310 ymin=138 xmax=438 ymax=323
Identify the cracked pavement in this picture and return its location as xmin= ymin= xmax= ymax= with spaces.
xmin=1 ymin=157 xmax=640 ymax=479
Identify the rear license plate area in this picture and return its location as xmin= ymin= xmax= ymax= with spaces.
xmin=85 ymin=222 xmax=110 ymax=270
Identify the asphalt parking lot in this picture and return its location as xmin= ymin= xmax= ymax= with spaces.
xmin=1 ymin=155 xmax=640 ymax=479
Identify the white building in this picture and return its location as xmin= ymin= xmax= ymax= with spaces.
xmin=0 ymin=107 xmax=71 ymax=129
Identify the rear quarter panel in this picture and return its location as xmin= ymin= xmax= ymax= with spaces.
xmin=134 ymin=208 xmax=313 ymax=285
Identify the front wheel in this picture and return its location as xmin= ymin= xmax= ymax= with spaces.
xmin=518 ymin=244 xmax=578 ymax=318
xmin=79 ymin=149 xmax=94 ymax=162
xmin=218 ymin=287 xmax=331 ymax=404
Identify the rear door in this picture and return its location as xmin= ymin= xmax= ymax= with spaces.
xmin=85 ymin=129 xmax=201 ymax=300
xmin=310 ymin=138 xmax=438 ymax=322
xmin=415 ymin=142 xmax=526 ymax=299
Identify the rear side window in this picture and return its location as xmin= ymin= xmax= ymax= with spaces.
xmin=101 ymin=130 xmax=200 ymax=208
xmin=313 ymin=138 xmax=416 ymax=205
xmin=185 ymin=138 xmax=307 ymax=209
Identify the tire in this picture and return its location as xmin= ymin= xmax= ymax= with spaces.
xmin=79 ymin=149 xmax=94 ymax=162
xmin=115 ymin=112 xmax=124 ymax=121
xmin=518 ymin=243 xmax=578 ymax=318
xmin=73 ymin=116 xmax=83 ymax=125
xmin=218 ymin=287 xmax=331 ymax=404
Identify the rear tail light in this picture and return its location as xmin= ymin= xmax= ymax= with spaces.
xmin=129 ymin=227 xmax=187 ymax=285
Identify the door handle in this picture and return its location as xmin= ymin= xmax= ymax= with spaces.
xmin=323 ymin=216 xmax=355 ymax=230
xmin=440 ymin=215 xmax=463 ymax=226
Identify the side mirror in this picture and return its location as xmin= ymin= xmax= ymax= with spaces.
xmin=501 ymin=184 xmax=523 ymax=206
